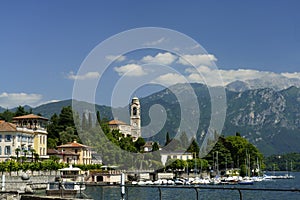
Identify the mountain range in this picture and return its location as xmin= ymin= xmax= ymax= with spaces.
xmin=226 ymin=76 xmax=300 ymax=92
xmin=1 ymin=82 xmax=300 ymax=156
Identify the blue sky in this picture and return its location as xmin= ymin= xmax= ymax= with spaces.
xmin=0 ymin=0 xmax=300 ymax=108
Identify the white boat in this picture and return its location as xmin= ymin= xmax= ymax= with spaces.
xmin=46 ymin=165 xmax=86 ymax=198
xmin=238 ymin=177 xmax=254 ymax=185
xmin=167 ymin=179 xmax=175 ymax=185
xmin=174 ymin=179 xmax=185 ymax=185
xmin=46 ymin=181 xmax=85 ymax=197
xmin=137 ymin=180 xmax=147 ymax=185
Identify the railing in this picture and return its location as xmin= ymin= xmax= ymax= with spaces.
xmin=125 ymin=185 xmax=300 ymax=200
xmin=85 ymin=183 xmax=300 ymax=200
xmin=122 ymin=185 xmax=300 ymax=200
xmin=84 ymin=183 xmax=300 ymax=200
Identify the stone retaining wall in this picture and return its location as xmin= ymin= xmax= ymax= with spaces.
xmin=0 ymin=171 xmax=58 ymax=192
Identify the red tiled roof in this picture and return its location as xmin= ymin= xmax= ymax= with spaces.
xmin=47 ymin=149 xmax=60 ymax=155
xmin=47 ymin=149 xmax=78 ymax=156
xmin=108 ymin=119 xmax=127 ymax=125
xmin=60 ymin=150 xmax=79 ymax=156
xmin=13 ymin=114 xmax=48 ymax=121
xmin=143 ymin=141 xmax=154 ymax=147
xmin=57 ymin=141 xmax=89 ymax=148
xmin=0 ymin=121 xmax=17 ymax=132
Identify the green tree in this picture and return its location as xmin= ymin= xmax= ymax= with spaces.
xmin=47 ymin=138 xmax=58 ymax=149
xmin=165 ymin=132 xmax=171 ymax=146
xmin=15 ymin=148 xmax=21 ymax=161
xmin=88 ymin=112 xmax=93 ymax=129
xmin=187 ymin=138 xmax=200 ymax=158
xmin=225 ymin=135 xmax=263 ymax=169
xmin=166 ymin=159 xmax=187 ymax=170
xmin=179 ymin=131 xmax=189 ymax=149
xmin=34 ymin=153 xmax=39 ymax=162
xmin=47 ymin=113 xmax=60 ymax=139
xmin=22 ymin=150 xmax=28 ymax=163
xmin=14 ymin=106 xmax=28 ymax=117
xmin=134 ymin=137 xmax=146 ymax=152
xmin=59 ymin=127 xmax=79 ymax=144
xmin=82 ymin=113 xmax=88 ymax=130
xmin=152 ymin=142 xmax=160 ymax=152
xmin=58 ymin=106 xmax=75 ymax=129
xmin=204 ymin=137 xmax=233 ymax=170
xmin=0 ymin=109 xmax=14 ymax=122
xmin=96 ymin=110 xmax=101 ymax=125
xmin=30 ymin=149 xmax=36 ymax=162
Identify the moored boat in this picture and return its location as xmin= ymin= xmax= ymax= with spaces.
xmin=46 ymin=165 xmax=86 ymax=198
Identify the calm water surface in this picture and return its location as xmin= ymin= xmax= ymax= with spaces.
xmin=84 ymin=172 xmax=300 ymax=200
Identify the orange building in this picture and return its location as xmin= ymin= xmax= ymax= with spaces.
xmin=57 ymin=141 xmax=92 ymax=165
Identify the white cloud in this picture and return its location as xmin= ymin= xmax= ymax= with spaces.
xmin=67 ymin=71 xmax=100 ymax=80
xmin=0 ymin=92 xmax=42 ymax=109
xmin=142 ymin=52 xmax=177 ymax=65
xmin=151 ymin=73 xmax=187 ymax=86
xmin=114 ymin=64 xmax=147 ymax=77
xmin=281 ymin=72 xmax=300 ymax=79
xmin=178 ymin=54 xmax=217 ymax=66
xmin=143 ymin=37 xmax=166 ymax=46
xmin=105 ymin=55 xmax=126 ymax=62
xmin=185 ymin=66 xmax=284 ymax=86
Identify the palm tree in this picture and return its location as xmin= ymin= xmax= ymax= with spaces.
xmin=30 ymin=149 xmax=36 ymax=162
xmin=34 ymin=153 xmax=39 ymax=163
xmin=22 ymin=150 xmax=28 ymax=163
xmin=15 ymin=148 xmax=21 ymax=162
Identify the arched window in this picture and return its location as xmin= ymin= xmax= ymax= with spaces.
xmin=133 ymin=107 xmax=137 ymax=116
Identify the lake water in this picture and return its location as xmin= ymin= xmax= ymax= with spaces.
xmin=84 ymin=172 xmax=300 ymax=200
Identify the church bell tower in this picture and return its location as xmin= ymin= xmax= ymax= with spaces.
xmin=130 ymin=97 xmax=141 ymax=140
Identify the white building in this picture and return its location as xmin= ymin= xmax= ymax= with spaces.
xmin=12 ymin=114 xmax=48 ymax=159
xmin=160 ymin=151 xmax=194 ymax=166
xmin=108 ymin=120 xmax=132 ymax=138
xmin=0 ymin=120 xmax=35 ymax=161
xmin=108 ymin=97 xmax=141 ymax=141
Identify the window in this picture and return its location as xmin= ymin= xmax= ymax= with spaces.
xmin=0 ymin=135 xmax=2 ymax=141
xmin=22 ymin=136 xmax=27 ymax=142
xmin=5 ymin=146 xmax=11 ymax=155
xmin=5 ymin=135 xmax=11 ymax=142
xmin=0 ymin=146 xmax=2 ymax=155
xmin=133 ymin=107 xmax=137 ymax=116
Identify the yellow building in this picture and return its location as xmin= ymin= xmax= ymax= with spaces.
xmin=57 ymin=141 xmax=92 ymax=165
xmin=12 ymin=114 xmax=49 ymax=159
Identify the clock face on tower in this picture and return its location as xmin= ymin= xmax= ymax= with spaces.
xmin=133 ymin=122 xmax=137 ymax=127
